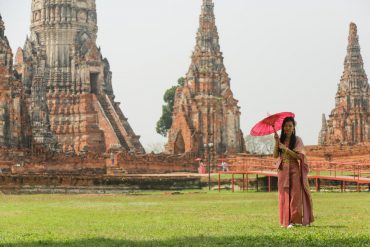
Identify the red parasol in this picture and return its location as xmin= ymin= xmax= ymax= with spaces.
xmin=250 ymin=112 xmax=295 ymax=136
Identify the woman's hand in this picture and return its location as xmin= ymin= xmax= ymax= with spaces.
xmin=274 ymin=133 xmax=279 ymax=144
xmin=279 ymin=143 xmax=288 ymax=151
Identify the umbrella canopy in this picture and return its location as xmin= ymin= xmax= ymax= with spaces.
xmin=250 ymin=112 xmax=295 ymax=136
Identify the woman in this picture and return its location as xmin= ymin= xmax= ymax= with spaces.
xmin=273 ymin=117 xmax=314 ymax=228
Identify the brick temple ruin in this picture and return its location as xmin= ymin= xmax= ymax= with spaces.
xmin=3 ymin=0 xmax=145 ymax=154
xmin=0 ymin=2 xmax=369 ymax=193
xmin=0 ymin=1 xmax=202 ymax=192
xmin=319 ymin=23 xmax=369 ymax=145
xmin=165 ymin=0 xmax=246 ymax=156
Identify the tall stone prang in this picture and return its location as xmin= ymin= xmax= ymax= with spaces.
xmin=318 ymin=114 xmax=327 ymax=145
xmin=319 ymin=23 xmax=369 ymax=145
xmin=0 ymin=15 xmax=31 ymax=148
xmin=166 ymin=0 xmax=245 ymax=155
xmin=16 ymin=0 xmax=145 ymax=153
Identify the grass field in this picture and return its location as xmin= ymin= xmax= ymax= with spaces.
xmin=0 ymin=191 xmax=369 ymax=246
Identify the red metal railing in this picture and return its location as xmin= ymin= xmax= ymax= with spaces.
xmin=218 ymin=157 xmax=370 ymax=192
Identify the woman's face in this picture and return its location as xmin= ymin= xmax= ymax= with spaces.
xmin=283 ymin=121 xmax=295 ymax=136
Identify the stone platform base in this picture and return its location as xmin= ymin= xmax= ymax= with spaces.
xmin=0 ymin=174 xmax=202 ymax=194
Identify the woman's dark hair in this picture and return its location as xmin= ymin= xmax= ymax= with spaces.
xmin=279 ymin=117 xmax=296 ymax=154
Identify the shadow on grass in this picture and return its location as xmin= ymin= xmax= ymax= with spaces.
xmin=3 ymin=235 xmax=369 ymax=247
xmin=308 ymin=225 xmax=348 ymax=229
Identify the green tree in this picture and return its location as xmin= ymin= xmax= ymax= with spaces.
xmin=177 ymin=77 xmax=185 ymax=86
xmin=156 ymin=77 xmax=185 ymax=137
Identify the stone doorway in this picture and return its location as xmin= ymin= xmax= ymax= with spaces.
xmin=90 ymin=72 xmax=99 ymax=94
xmin=174 ymin=132 xmax=185 ymax=154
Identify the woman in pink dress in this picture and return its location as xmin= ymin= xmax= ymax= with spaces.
xmin=273 ymin=117 xmax=314 ymax=228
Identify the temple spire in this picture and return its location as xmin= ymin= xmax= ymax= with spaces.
xmin=187 ymin=0 xmax=228 ymax=96
xmin=195 ymin=0 xmax=220 ymax=54
xmin=0 ymin=13 xmax=5 ymax=38
xmin=347 ymin=22 xmax=359 ymax=50
xmin=339 ymin=22 xmax=368 ymax=94
xmin=321 ymin=114 xmax=327 ymax=130
xmin=318 ymin=114 xmax=327 ymax=145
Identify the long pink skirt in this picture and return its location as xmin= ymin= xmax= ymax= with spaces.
xmin=278 ymin=161 xmax=303 ymax=227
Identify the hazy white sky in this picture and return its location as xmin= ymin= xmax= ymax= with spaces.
xmin=1 ymin=0 xmax=370 ymax=149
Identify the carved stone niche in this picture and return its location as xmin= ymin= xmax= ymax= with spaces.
xmin=33 ymin=10 xmax=41 ymax=22
xmin=88 ymin=11 xmax=96 ymax=23
xmin=77 ymin=32 xmax=91 ymax=56
xmin=76 ymin=0 xmax=88 ymax=9
xmin=32 ymin=0 xmax=42 ymax=10
xmin=77 ymin=10 xmax=87 ymax=23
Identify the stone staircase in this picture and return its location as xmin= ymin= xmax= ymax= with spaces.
xmin=112 ymin=103 xmax=145 ymax=153
xmin=97 ymin=94 xmax=130 ymax=150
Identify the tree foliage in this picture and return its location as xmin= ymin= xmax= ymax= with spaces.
xmin=156 ymin=77 xmax=185 ymax=137
xmin=177 ymin=77 xmax=185 ymax=86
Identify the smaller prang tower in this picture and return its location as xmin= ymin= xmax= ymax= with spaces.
xmin=319 ymin=23 xmax=369 ymax=145
xmin=0 ymin=14 xmax=31 ymax=148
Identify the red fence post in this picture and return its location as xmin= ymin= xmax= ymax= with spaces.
xmin=246 ymin=174 xmax=249 ymax=192
xmin=357 ymin=166 xmax=360 ymax=192
xmin=343 ymin=181 xmax=346 ymax=192
xmin=218 ymin=172 xmax=221 ymax=192
xmin=353 ymin=165 xmax=356 ymax=180
xmin=316 ymin=178 xmax=319 ymax=192
xmin=232 ymin=174 xmax=234 ymax=192
xmin=358 ymin=166 xmax=361 ymax=179
xmin=357 ymin=182 xmax=360 ymax=192
xmin=268 ymin=176 xmax=271 ymax=192
xmin=242 ymin=174 xmax=245 ymax=192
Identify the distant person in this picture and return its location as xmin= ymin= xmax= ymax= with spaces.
xmin=221 ymin=161 xmax=229 ymax=172
xmin=273 ymin=117 xmax=314 ymax=228
xmin=198 ymin=160 xmax=206 ymax=174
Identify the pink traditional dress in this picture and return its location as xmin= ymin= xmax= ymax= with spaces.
xmin=276 ymin=136 xmax=314 ymax=227
xmin=198 ymin=162 xmax=206 ymax=174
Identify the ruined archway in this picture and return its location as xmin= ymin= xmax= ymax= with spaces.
xmin=174 ymin=132 xmax=185 ymax=154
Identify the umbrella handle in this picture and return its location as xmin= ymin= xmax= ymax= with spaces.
xmin=272 ymin=125 xmax=277 ymax=135
xmin=272 ymin=125 xmax=279 ymax=148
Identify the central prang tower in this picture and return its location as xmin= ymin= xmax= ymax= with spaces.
xmin=16 ymin=0 xmax=145 ymax=153
xmin=166 ymin=0 xmax=245 ymax=155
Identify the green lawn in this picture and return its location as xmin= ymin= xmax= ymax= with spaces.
xmin=0 ymin=192 xmax=369 ymax=246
